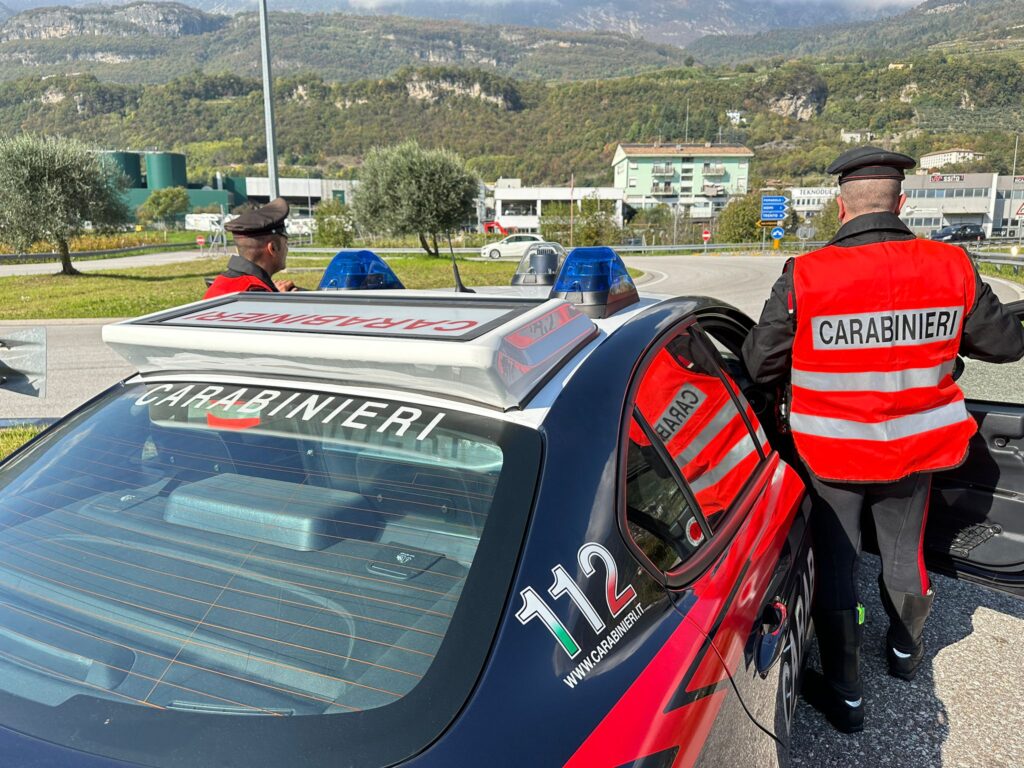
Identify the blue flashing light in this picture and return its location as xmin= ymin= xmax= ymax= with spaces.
xmin=318 ymin=250 xmax=405 ymax=291
xmin=550 ymin=246 xmax=639 ymax=318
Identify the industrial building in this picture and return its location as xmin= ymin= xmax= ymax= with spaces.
xmin=102 ymin=151 xmax=237 ymax=219
xmin=900 ymin=172 xmax=1024 ymax=237
xmin=101 ymin=150 xmax=357 ymax=221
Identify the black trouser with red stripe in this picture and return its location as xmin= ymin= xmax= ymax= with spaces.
xmin=805 ymin=471 xmax=932 ymax=610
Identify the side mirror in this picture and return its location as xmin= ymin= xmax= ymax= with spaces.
xmin=0 ymin=328 xmax=47 ymax=398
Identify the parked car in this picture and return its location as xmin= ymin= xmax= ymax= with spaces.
xmin=0 ymin=248 xmax=1020 ymax=768
xmin=480 ymin=233 xmax=547 ymax=260
xmin=930 ymin=224 xmax=986 ymax=243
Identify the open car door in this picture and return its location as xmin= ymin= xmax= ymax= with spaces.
xmin=700 ymin=297 xmax=1024 ymax=601
xmin=928 ymin=298 xmax=1024 ymax=598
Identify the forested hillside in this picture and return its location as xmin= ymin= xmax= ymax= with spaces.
xmin=690 ymin=0 xmax=1024 ymax=64
xmin=3 ymin=54 xmax=1022 ymax=186
xmin=0 ymin=5 xmax=690 ymax=84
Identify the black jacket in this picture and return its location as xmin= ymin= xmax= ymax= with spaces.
xmin=741 ymin=212 xmax=1024 ymax=384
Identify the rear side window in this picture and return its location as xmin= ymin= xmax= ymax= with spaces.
xmin=624 ymin=324 xmax=765 ymax=574
xmin=0 ymin=381 xmax=540 ymax=768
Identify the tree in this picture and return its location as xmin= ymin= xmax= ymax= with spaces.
xmin=354 ymin=140 xmax=479 ymax=257
xmin=716 ymin=194 xmax=762 ymax=243
xmin=540 ymin=195 xmax=621 ymax=247
xmin=814 ymin=198 xmax=842 ymax=242
xmin=314 ymin=198 xmax=356 ymax=248
xmin=0 ymin=134 xmax=129 ymax=275
xmin=137 ymin=187 xmax=191 ymax=232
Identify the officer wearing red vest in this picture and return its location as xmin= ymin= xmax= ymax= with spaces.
xmin=742 ymin=147 xmax=1024 ymax=734
xmin=204 ymin=198 xmax=298 ymax=299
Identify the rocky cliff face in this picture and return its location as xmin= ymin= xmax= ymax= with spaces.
xmin=0 ymin=2 xmax=227 ymax=42
xmin=402 ymin=71 xmax=521 ymax=110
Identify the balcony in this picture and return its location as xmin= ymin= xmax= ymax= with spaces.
xmin=702 ymin=164 xmax=727 ymax=177
xmin=651 ymin=183 xmax=675 ymax=195
xmin=702 ymin=183 xmax=725 ymax=197
xmin=650 ymin=164 xmax=675 ymax=177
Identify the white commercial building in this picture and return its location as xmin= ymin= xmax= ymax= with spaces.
xmin=489 ymin=179 xmax=623 ymax=233
xmin=919 ymin=148 xmax=985 ymax=171
xmin=788 ymin=186 xmax=838 ymax=219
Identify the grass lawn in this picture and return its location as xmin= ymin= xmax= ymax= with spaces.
xmin=979 ymin=262 xmax=1024 ymax=286
xmin=0 ymin=257 xmax=518 ymax=320
xmin=0 ymin=255 xmax=645 ymax=321
xmin=0 ymin=426 xmax=42 ymax=461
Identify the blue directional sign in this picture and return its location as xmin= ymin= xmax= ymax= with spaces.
xmin=770 ymin=227 xmax=786 ymax=240
xmin=760 ymin=194 xmax=789 ymax=222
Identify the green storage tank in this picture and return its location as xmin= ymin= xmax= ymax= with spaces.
xmin=145 ymin=152 xmax=187 ymax=190
xmin=103 ymin=151 xmax=144 ymax=189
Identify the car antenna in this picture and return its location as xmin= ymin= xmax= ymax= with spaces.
xmin=448 ymin=233 xmax=475 ymax=293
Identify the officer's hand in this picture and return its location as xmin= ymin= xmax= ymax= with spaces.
xmin=275 ymin=279 xmax=297 ymax=292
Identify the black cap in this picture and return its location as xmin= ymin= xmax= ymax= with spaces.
xmin=826 ymin=146 xmax=916 ymax=185
xmin=225 ymin=197 xmax=289 ymax=237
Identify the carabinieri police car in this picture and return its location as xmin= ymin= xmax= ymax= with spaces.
xmin=0 ymin=248 xmax=1020 ymax=768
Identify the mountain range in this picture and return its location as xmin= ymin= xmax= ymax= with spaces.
xmin=690 ymin=0 xmax=1024 ymax=63
xmin=2 ymin=0 xmax=913 ymax=46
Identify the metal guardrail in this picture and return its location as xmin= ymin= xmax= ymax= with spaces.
xmin=290 ymin=242 xmax=825 ymax=257
xmin=0 ymin=242 xmax=199 ymax=263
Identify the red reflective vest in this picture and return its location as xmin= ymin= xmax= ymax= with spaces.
xmin=790 ymin=238 xmax=977 ymax=483
xmin=632 ymin=348 xmax=763 ymax=520
xmin=203 ymin=274 xmax=274 ymax=299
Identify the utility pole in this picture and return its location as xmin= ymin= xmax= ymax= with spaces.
xmin=259 ymin=0 xmax=280 ymax=200
xmin=1012 ymin=134 xmax=1022 ymax=248
xmin=684 ymin=99 xmax=690 ymax=144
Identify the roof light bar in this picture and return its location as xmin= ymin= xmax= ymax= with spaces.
xmin=103 ymin=294 xmax=599 ymax=411
xmin=319 ymin=250 xmax=405 ymax=291
xmin=550 ymin=246 xmax=639 ymax=318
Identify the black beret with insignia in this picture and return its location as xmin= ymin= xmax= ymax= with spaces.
xmin=826 ymin=146 xmax=916 ymax=185
xmin=225 ymin=197 xmax=289 ymax=237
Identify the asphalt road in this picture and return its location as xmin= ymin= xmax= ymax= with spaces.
xmin=1 ymin=253 xmax=1023 ymax=768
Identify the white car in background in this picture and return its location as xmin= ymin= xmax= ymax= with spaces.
xmin=481 ymin=234 xmax=546 ymax=260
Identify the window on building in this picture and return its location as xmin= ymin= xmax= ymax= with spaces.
xmin=502 ymin=201 xmax=537 ymax=217
xmin=629 ymin=179 xmax=637 ymax=188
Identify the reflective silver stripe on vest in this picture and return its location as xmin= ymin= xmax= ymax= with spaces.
xmin=791 ymin=361 xmax=955 ymax=393
xmin=671 ymin=402 xmax=740 ymax=467
xmin=789 ymin=400 xmax=970 ymax=443
xmin=687 ymin=434 xmax=759 ymax=495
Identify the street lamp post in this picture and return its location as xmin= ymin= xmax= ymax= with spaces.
xmin=258 ymin=0 xmax=280 ymax=200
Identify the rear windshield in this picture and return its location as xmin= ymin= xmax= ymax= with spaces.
xmin=0 ymin=381 xmax=540 ymax=768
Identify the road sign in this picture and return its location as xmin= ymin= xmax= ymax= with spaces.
xmin=797 ymin=226 xmax=814 ymax=241
xmin=702 ymin=229 xmax=712 ymax=243
xmin=196 ymin=236 xmax=206 ymax=248
xmin=760 ymin=211 xmax=787 ymax=221
xmin=1016 ymin=202 xmax=1024 ymax=217
xmin=762 ymin=195 xmax=788 ymax=204
xmin=770 ymin=227 xmax=786 ymax=241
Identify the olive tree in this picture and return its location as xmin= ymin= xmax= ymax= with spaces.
xmin=354 ymin=140 xmax=479 ymax=257
xmin=137 ymin=186 xmax=191 ymax=232
xmin=0 ymin=134 xmax=129 ymax=275
xmin=715 ymin=193 xmax=762 ymax=243
xmin=314 ymin=198 xmax=356 ymax=248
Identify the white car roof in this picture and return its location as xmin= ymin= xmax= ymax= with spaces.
xmin=103 ymin=289 xmax=669 ymax=412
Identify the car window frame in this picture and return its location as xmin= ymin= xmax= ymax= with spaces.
xmin=617 ymin=318 xmax=774 ymax=588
